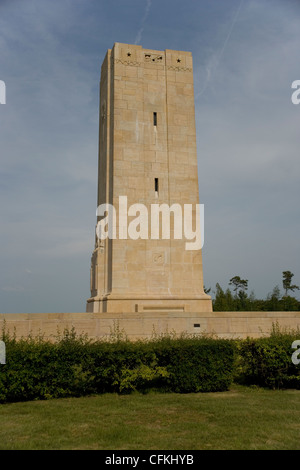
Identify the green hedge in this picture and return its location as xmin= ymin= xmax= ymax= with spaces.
xmin=2 ymin=323 xmax=299 ymax=403
xmin=237 ymin=325 xmax=300 ymax=389
xmin=152 ymin=337 xmax=235 ymax=393
xmin=0 ymin=330 xmax=236 ymax=403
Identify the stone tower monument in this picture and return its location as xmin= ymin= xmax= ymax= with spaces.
xmin=86 ymin=43 xmax=212 ymax=314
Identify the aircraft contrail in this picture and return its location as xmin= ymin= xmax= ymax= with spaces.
xmin=196 ymin=0 xmax=244 ymax=99
xmin=134 ymin=0 xmax=152 ymax=45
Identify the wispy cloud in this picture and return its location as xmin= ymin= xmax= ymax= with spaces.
xmin=134 ymin=0 xmax=152 ymax=45
xmin=196 ymin=0 xmax=244 ymax=99
xmin=1 ymin=286 xmax=25 ymax=293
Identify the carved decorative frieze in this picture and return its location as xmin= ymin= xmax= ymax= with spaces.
xmin=167 ymin=65 xmax=192 ymax=72
xmin=114 ymin=58 xmax=141 ymax=67
xmin=112 ymin=57 xmax=192 ymax=72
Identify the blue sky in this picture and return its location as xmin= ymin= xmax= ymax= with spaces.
xmin=0 ymin=0 xmax=299 ymax=313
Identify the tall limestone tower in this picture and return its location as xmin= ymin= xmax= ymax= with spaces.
xmin=86 ymin=43 xmax=212 ymax=315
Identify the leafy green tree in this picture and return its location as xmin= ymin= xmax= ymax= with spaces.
xmin=265 ymin=286 xmax=281 ymax=311
xmin=229 ymin=276 xmax=248 ymax=296
xmin=213 ymin=283 xmax=229 ymax=311
xmin=225 ymin=288 xmax=235 ymax=310
xmin=213 ymin=283 xmax=235 ymax=311
xmin=213 ymin=283 xmax=227 ymax=311
xmin=281 ymin=295 xmax=300 ymax=311
xmin=236 ymin=290 xmax=248 ymax=310
xmin=282 ymin=271 xmax=299 ymax=297
xmin=212 ymin=274 xmax=300 ymax=312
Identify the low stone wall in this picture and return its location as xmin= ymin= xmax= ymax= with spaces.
xmin=0 ymin=311 xmax=300 ymax=341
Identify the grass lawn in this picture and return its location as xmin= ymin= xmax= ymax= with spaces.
xmin=0 ymin=385 xmax=300 ymax=450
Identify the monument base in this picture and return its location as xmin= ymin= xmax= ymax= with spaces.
xmin=86 ymin=293 xmax=213 ymax=314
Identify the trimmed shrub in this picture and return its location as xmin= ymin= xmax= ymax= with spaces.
xmin=151 ymin=336 xmax=236 ymax=393
xmin=237 ymin=324 xmax=300 ymax=389
xmin=0 ymin=329 xmax=236 ymax=403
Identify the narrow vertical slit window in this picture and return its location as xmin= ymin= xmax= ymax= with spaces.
xmin=155 ymin=178 xmax=159 ymax=197
xmin=153 ymin=112 xmax=157 ymax=126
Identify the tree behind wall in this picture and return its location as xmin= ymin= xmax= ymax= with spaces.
xmin=212 ymin=274 xmax=300 ymax=311
xmin=282 ymin=271 xmax=299 ymax=297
